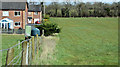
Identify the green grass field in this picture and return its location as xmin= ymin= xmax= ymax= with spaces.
xmin=50 ymin=17 xmax=118 ymax=65
xmin=1 ymin=35 xmax=24 ymax=65
xmin=1 ymin=17 xmax=118 ymax=65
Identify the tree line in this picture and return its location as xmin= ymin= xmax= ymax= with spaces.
xmin=44 ymin=2 xmax=120 ymax=17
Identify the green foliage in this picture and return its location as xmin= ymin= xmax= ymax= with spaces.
xmin=43 ymin=14 xmax=50 ymax=19
xmin=70 ymin=10 xmax=78 ymax=17
xmin=35 ymin=21 xmax=61 ymax=36
xmin=45 ymin=2 xmax=118 ymax=17
xmin=57 ymin=10 xmax=62 ymax=17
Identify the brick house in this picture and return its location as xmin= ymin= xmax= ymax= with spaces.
xmin=0 ymin=2 xmax=42 ymax=30
xmin=0 ymin=2 xmax=28 ymax=29
xmin=28 ymin=3 xmax=42 ymax=24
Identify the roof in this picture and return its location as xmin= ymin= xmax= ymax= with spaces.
xmin=0 ymin=0 xmax=27 ymax=2
xmin=0 ymin=18 xmax=13 ymax=23
xmin=28 ymin=4 xmax=41 ymax=12
xmin=0 ymin=2 xmax=26 ymax=10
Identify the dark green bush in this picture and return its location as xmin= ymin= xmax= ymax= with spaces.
xmin=35 ymin=22 xmax=61 ymax=36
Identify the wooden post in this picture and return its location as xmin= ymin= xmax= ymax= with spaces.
xmin=36 ymin=34 xmax=38 ymax=55
xmin=28 ymin=39 xmax=32 ymax=65
xmin=38 ymin=37 xmax=41 ymax=50
xmin=42 ymin=30 xmax=44 ymax=36
xmin=21 ymin=41 xmax=27 ymax=66
xmin=31 ymin=36 xmax=35 ymax=60
xmin=18 ymin=41 xmax=20 ymax=49
xmin=6 ymin=48 xmax=14 ymax=66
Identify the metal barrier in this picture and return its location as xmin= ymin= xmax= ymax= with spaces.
xmin=1 ymin=29 xmax=25 ymax=34
xmin=0 ymin=34 xmax=41 ymax=67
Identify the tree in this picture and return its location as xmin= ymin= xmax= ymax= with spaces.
xmin=45 ymin=2 xmax=119 ymax=17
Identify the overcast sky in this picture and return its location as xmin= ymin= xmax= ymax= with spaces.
xmin=1 ymin=0 xmax=119 ymax=3
xmin=28 ymin=0 xmax=120 ymax=2
xmin=26 ymin=0 xmax=120 ymax=5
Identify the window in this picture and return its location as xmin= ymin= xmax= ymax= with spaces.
xmin=3 ymin=11 xmax=9 ymax=16
xmin=28 ymin=17 xmax=32 ymax=23
xmin=15 ymin=22 xmax=20 ymax=26
xmin=28 ymin=12 xmax=32 ymax=15
xmin=2 ymin=23 xmax=4 ymax=28
xmin=34 ymin=12 xmax=38 ymax=15
xmin=14 ymin=11 xmax=20 ymax=16
xmin=2 ymin=20 xmax=7 ymax=22
xmin=28 ymin=18 xmax=32 ymax=21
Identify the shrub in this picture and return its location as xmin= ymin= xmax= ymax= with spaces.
xmin=35 ymin=21 xmax=61 ymax=36
xmin=43 ymin=19 xmax=48 ymax=22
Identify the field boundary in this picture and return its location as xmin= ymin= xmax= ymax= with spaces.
xmin=0 ymin=34 xmax=41 ymax=66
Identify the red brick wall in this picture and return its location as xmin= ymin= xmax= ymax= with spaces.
xmin=0 ymin=10 xmax=24 ymax=29
xmin=28 ymin=12 xmax=32 ymax=17
xmin=40 ymin=11 xmax=42 ymax=21
xmin=25 ymin=3 xmax=28 ymax=24
xmin=28 ymin=11 xmax=42 ymax=23
xmin=33 ymin=12 xmax=40 ymax=19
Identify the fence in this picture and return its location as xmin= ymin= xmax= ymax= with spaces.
xmin=0 ymin=34 xmax=41 ymax=67
xmin=1 ymin=29 xmax=25 ymax=34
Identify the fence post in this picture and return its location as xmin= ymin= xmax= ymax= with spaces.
xmin=6 ymin=48 xmax=14 ymax=66
xmin=36 ymin=34 xmax=38 ymax=55
xmin=21 ymin=41 xmax=27 ymax=66
xmin=28 ymin=39 xmax=32 ymax=65
xmin=38 ymin=36 xmax=41 ymax=50
xmin=42 ymin=30 xmax=44 ymax=36
xmin=18 ymin=41 xmax=20 ymax=49
xmin=31 ymin=36 xmax=35 ymax=60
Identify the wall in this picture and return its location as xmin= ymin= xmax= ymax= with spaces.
xmin=28 ymin=11 xmax=42 ymax=24
xmin=40 ymin=11 xmax=42 ymax=22
xmin=0 ymin=10 xmax=24 ymax=29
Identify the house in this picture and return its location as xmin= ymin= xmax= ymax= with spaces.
xmin=0 ymin=2 xmax=42 ymax=30
xmin=28 ymin=3 xmax=42 ymax=24
xmin=0 ymin=2 xmax=28 ymax=29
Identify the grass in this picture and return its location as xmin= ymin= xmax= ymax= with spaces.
xmin=1 ymin=34 xmax=24 ymax=65
xmin=49 ymin=17 xmax=118 ymax=65
xmin=0 ymin=17 xmax=118 ymax=65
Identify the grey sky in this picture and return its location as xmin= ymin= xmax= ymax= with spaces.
xmin=28 ymin=0 xmax=119 ymax=2
xmin=0 ymin=0 xmax=119 ymax=3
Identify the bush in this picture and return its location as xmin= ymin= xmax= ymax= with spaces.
xmin=35 ymin=21 xmax=61 ymax=36
xmin=43 ymin=14 xmax=50 ymax=19
xmin=43 ymin=19 xmax=48 ymax=22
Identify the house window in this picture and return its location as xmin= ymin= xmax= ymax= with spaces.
xmin=34 ymin=12 xmax=38 ymax=15
xmin=28 ymin=12 xmax=32 ymax=15
xmin=28 ymin=17 xmax=32 ymax=23
xmin=15 ymin=22 xmax=20 ymax=26
xmin=14 ymin=11 xmax=20 ymax=16
xmin=3 ymin=11 xmax=9 ymax=16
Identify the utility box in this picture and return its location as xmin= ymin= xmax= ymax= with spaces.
xmin=25 ymin=24 xmax=41 ymax=39
xmin=31 ymin=28 xmax=40 ymax=36
xmin=25 ymin=25 xmax=32 ymax=37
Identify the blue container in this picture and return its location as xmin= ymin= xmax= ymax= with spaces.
xmin=31 ymin=28 xmax=40 ymax=36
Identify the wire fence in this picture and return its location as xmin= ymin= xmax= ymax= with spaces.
xmin=0 ymin=39 xmax=30 ymax=52
xmin=0 ymin=34 xmax=41 ymax=67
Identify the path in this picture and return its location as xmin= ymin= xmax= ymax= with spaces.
xmin=32 ymin=36 xmax=59 ymax=65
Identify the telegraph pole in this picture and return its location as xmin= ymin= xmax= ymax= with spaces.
xmin=44 ymin=2 xmax=45 ymax=17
